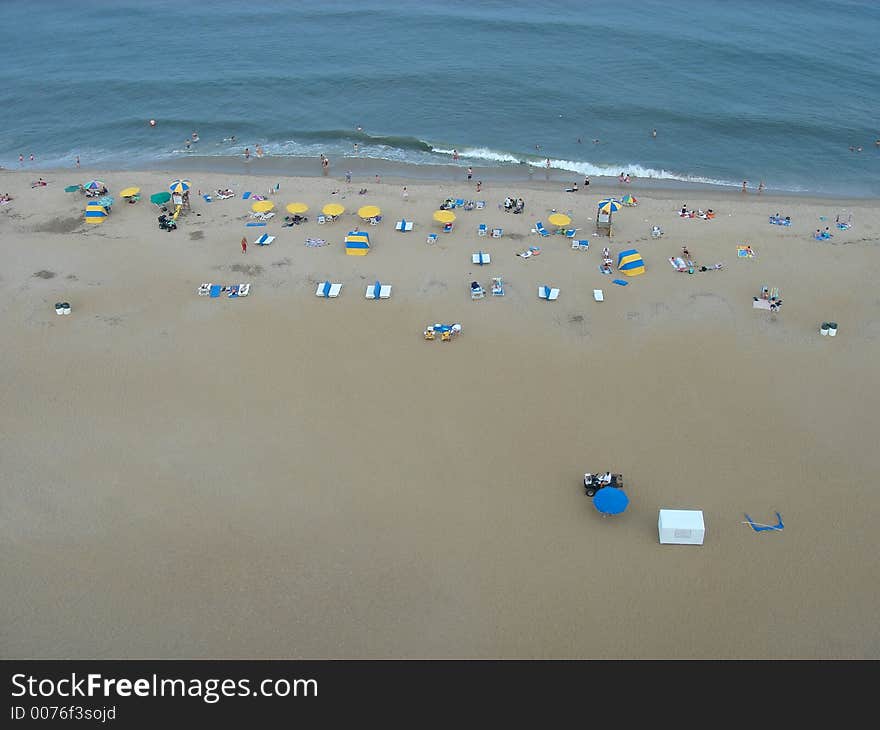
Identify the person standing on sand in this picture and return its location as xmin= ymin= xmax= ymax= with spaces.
xmin=241 ymin=237 xmax=247 ymax=254
xmin=476 ymin=180 xmax=481 ymax=193
xmin=452 ymin=149 xmax=459 ymax=160
xmin=467 ymin=166 xmax=473 ymax=180
xmin=742 ymin=180 xmax=748 ymax=193
xmin=758 ymin=181 xmax=765 ymax=194
xmin=402 ymin=186 xmax=408 ymax=200
xmin=322 ymin=155 xmax=329 ymax=175
xmin=375 ymin=174 xmax=381 ymax=184
xmin=345 ymin=170 xmax=352 ymax=183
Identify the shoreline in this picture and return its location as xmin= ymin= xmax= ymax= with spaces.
xmin=8 ymin=158 xmax=878 ymax=202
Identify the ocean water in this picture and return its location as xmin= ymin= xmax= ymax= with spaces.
xmin=3 ymin=0 xmax=879 ymax=196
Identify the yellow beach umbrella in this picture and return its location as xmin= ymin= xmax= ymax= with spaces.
xmin=548 ymin=212 xmax=571 ymax=227
xmin=358 ymin=205 xmax=381 ymax=219
xmin=252 ymin=200 xmax=275 ymax=213
xmin=286 ymin=202 xmax=309 ymax=214
xmin=119 ymin=186 xmax=140 ymax=198
xmin=322 ymin=203 xmax=345 ymax=217
xmin=433 ymin=209 xmax=456 ymax=223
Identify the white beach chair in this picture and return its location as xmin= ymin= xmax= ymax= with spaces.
xmin=198 ymin=283 xmax=211 ymax=296
xmin=472 ymin=251 xmax=491 ymax=265
xmin=538 ymin=285 xmax=560 ymax=301
xmin=365 ymin=283 xmax=392 ymax=299
xmin=593 ymin=289 xmax=604 ymax=302
xmin=478 ymin=223 xmax=488 ymax=236
xmin=254 ymin=234 xmax=275 ymax=246
xmin=491 ymin=227 xmax=503 ymax=238
xmin=316 ymin=281 xmax=342 ymax=298
xmin=491 ymin=276 xmax=504 ymax=296
xmin=471 ymin=283 xmax=486 ymax=299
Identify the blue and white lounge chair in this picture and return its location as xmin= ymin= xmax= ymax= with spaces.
xmin=572 ymin=239 xmax=590 ymax=250
xmin=442 ymin=222 xmax=454 ymax=233
xmin=255 ymin=234 xmax=275 ymax=246
xmin=365 ymin=281 xmax=392 ymax=299
xmin=426 ymin=232 xmax=437 ymax=244
xmin=537 ymin=285 xmax=559 ymax=300
xmin=454 ymin=198 xmax=465 ymax=208
xmin=491 ymin=227 xmax=503 ymax=238
xmin=477 ymin=223 xmax=488 ymax=237
xmin=491 ymin=276 xmax=504 ymax=296
xmin=472 ymin=251 xmax=490 ymax=265
xmin=395 ymin=219 xmax=413 ymax=232
xmin=315 ymin=281 xmax=342 ymax=298
xmin=565 ymin=228 xmax=578 ymax=239
xmin=535 ymin=221 xmax=550 ymax=237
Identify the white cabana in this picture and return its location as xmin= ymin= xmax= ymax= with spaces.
xmin=658 ymin=509 xmax=705 ymax=545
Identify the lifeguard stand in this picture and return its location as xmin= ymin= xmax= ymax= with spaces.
xmin=595 ymin=209 xmax=613 ymax=236
xmin=595 ymin=198 xmax=619 ymax=237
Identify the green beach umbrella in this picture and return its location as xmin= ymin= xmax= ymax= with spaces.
xmin=150 ymin=191 xmax=171 ymax=205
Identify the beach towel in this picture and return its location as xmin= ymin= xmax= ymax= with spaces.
xmin=246 ymin=222 xmax=266 ymax=227
xmin=241 ymin=191 xmax=251 ymax=199
xmin=744 ymin=512 xmax=784 ymax=532
xmin=305 ymin=238 xmax=328 ymax=247
xmin=612 ymin=279 xmax=628 ymax=286
xmin=209 ymin=284 xmax=221 ymax=298
xmin=737 ymin=245 xmax=755 ymax=258
xmin=203 ymin=194 xmax=212 ymax=203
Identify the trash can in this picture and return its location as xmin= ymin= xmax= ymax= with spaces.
xmin=828 ymin=322 xmax=838 ymax=337
xmin=820 ymin=322 xmax=829 ymax=336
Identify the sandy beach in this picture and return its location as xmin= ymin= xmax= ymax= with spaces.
xmin=2 ymin=167 xmax=879 ymax=659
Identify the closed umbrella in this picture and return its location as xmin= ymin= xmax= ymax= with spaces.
xmin=433 ymin=209 xmax=456 ymax=223
xmin=358 ymin=205 xmax=381 ymax=219
xmin=592 ymin=487 xmax=629 ymax=515
xmin=322 ymin=203 xmax=345 ymax=217
xmin=119 ymin=187 xmax=140 ymax=198
xmin=252 ymin=200 xmax=274 ymax=213
xmin=597 ymin=198 xmax=622 ymax=214
xmin=169 ymin=179 xmax=191 ymax=193
xmin=84 ymin=202 xmax=107 ymax=224
xmin=286 ymin=202 xmax=309 ymax=214
xmin=150 ymin=191 xmax=171 ymax=205
xmin=548 ymin=212 xmax=571 ymax=227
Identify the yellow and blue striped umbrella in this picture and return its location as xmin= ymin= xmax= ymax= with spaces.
xmin=84 ymin=202 xmax=108 ymax=224
xmin=169 ymin=179 xmax=191 ymax=193
xmin=597 ymin=198 xmax=622 ymax=214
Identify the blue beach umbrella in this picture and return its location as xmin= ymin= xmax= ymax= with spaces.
xmin=593 ymin=486 xmax=629 ymax=515
xmin=97 ymin=195 xmax=114 ymax=208
xmin=597 ymin=198 xmax=622 ymax=214
xmin=169 ymin=179 xmax=191 ymax=193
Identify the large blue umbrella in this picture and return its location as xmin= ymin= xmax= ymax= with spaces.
xmin=593 ymin=487 xmax=629 ymax=515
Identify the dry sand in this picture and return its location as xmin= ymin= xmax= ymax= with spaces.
xmin=1 ymin=169 xmax=879 ymax=659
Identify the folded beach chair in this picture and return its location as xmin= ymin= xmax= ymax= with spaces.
xmin=426 ymin=232 xmax=437 ymax=244
xmin=593 ymin=289 xmax=604 ymax=302
xmin=535 ymin=221 xmax=550 ymax=237
xmin=471 ymin=282 xmax=486 ymax=299
xmin=537 ymin=285 xmax=559 ymax=300
xmin=255 ymin=234 xmax=275 ymax=246
xmin=472 ymin=251 xmax=490 ymax=265
xmin=241 ymin=192 xmax=251 ymax=200
xmin=477 ymin=223 xmax=488 ymax=236
xmin=491 ymin=227 xmax=503 ymax=238
xmin=491 ymin=276 xmax=504 ymax=296
xmin=316 ymin=281 xmax=342 ymax=298
xmin=395 ymin=219 xmax=414 ymax=232
xmin=365 ymin=282 xmax=392 ymax=299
